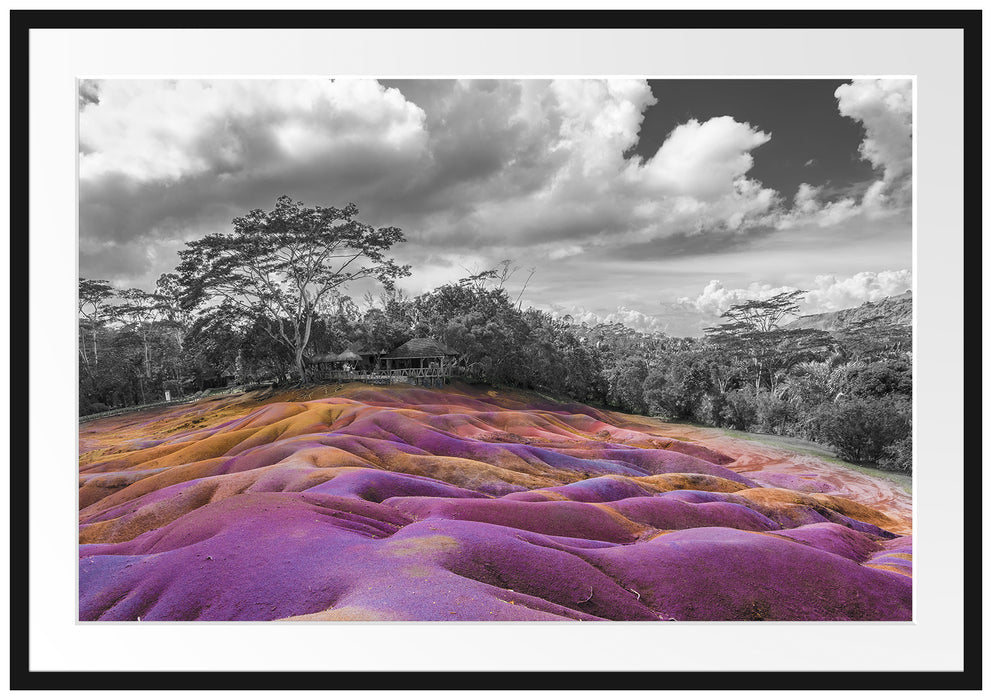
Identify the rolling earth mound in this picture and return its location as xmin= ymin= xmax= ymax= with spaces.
xmin=79 ymin=382 xmax=912 ymax=622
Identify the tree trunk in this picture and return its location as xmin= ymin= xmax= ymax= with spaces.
xmin=79 ymin=329 xmax=90 ymax=369
xmin=143 ymin=331 xmax=152 ymax=379
xmin=79 ymin=347 xmax=94 ymax=382
xmin=293 ymin=308 xmax=314 ymax=382
xmin=294 ymin=346 xmax=307 ymax=382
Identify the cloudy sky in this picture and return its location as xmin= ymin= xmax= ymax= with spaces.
xmin=78 ymin=77 xmax=912 ymax=337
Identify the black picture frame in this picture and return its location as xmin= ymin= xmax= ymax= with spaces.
xmin=8 ymin=7 xmax=982 ymax=692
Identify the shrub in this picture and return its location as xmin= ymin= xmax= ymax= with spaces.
xmin=604 ymin=357 xmax=649 ymax=414
xmin=720 ymin=389 xmax=758 ymax=431
xmin=754 ymin=391 xmax=794 ymax=435
xmin=839 ymin=358 xmax=912 ymax=399
xmin=878 ymin=435 xmax=913 ymax=473
xmin=699 ymin=393 xmax=726 ymax=427
xmin=814 ymin=396 xmax=911 ymax=466
xmin=642 ymin=353 xmax=712 ymax=422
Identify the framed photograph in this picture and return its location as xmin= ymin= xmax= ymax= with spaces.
xmin=9 ymin=6 xmax=981 ymax=693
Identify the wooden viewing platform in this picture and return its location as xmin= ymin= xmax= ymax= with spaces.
xmin=321 ymin=366 xmax=456 ymax=387
xmin=313 ymin=337 xmax=460 ymax=388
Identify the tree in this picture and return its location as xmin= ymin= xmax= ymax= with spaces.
xmin=711 ymin=290 xmax=806 ymax=333
xmin=813 ymin=396 xmax=911 ymax=465
xmin=177 ymin=196 xmax=410 ymax=381
xmin=704 ymin=291 xmax=832 ymax=392
xmin=153 ymin=272 xmax=193 ymax=350
xmin=719 ymin=388 xmax=759 ymax=431
xmin=837 ymin=358 xmax=912 ymax=399
xmin=655 ymin=352 xmax=716 ymax=420
xmin=520 ymin=309 xmax=602 ymax=400
xmin=112 ymin=288 xmax=158 ymax=380
xmin=180 ymin=303 xmax=245 ymax=390
xmin=78 ymin=278 xmax=116 ymax=369
xmin=359 ymin=289 xmax=415 ymax=354
xmin=603 ymin=356 xmax=650 ymax=414
xmin=835 ymin=319 xmax=912 ymax=361
xmin=412 ymin=281 xmax=531 ymax=386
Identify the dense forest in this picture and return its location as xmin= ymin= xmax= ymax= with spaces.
xmin=78 ymin=197 xmax=912 ymax=474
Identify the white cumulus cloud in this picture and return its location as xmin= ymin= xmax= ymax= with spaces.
xmin=804 ymin=269 xmax=912 ymax=312
xmin=643 ymin=116 xmax=772 ymax=201
xmin=678 ymin=280 xmax=797 ymax=317
xmin=401 ymin=80 xmax=781 ymax=251
xmin=79 ymin=79 xmax=428 ymax=183
xmin=778 ymin=79 xmax=912 ymax=230
xmin=543 ymin=303 xmax=668 ymax=334
xmin=678 ymin=270 xmax=912 ymax=319
xmin=77 ymin=77 xmax=911 ymax=303
xmin=835 ymin=78 xmax=913 ymax=187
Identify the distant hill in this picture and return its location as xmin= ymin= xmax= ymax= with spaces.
xmin=784 ymin=291 xmax=912 ymax=332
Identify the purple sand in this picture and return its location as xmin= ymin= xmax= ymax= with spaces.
xmin=79 ymin=389 xmax=913 ymax=621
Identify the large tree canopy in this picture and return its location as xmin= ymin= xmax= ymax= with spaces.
xmin=177 ymin=196 xmax=409 ymax=380
xmin=704 ymin=290 xmax=833 ymax=393
xmin=78 ymin=277 xmax=116 ymax=369
xmin=706 ymin=289 xmax=806 ymax=335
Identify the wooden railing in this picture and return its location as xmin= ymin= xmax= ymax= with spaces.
xmin=319 ymin=367 xmax=456 ymax=384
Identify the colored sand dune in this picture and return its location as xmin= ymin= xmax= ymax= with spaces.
xmin=79 ymin=383 xmax=912 ymax=621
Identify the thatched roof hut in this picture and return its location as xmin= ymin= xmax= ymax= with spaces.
xmin=310 ymin=353 xmax=339 ymax=364
xmin=344 ymin=342 xmax=381 ymax=357
xmin=379 ymin=338 xmax=459 ymax=372
xmin=311 ymin=349 xmax=364 ymax=365
xmin=382 ymin=338 xmax=458 ymax=360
